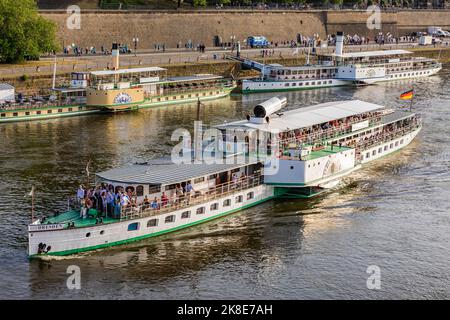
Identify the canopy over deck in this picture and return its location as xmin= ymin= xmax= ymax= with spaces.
xmin=215 ymin=100 xmax=385 ymax=133
xmin=164 ymin=74 xmax=224 ymax=84
xmin=325 ymin=49 xmax=412 ymax=59
xmin=90 ymin=67 xmax=167 ymax=77
xmin=96 ymin=161 xmax=253 ymax=185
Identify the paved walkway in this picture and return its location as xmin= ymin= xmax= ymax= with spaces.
xmin=0 ymin=42 xmax=441 ymax=78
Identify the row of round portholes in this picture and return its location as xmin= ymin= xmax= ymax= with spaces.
xmin=86 ymin=230 xmax=105 ymax=237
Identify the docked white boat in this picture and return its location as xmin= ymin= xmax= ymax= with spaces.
xmin=28 ymin=97 xmax=421 ymax=257
xmin=241 ymin=32 xmax=441 ymax=93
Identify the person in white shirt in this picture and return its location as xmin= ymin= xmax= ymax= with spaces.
xmin=76 ymin=185 xmax=85 ymax=204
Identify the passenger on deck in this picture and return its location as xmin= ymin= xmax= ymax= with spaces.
xmin=232 ymin=173 xmax=238 ymax=186
xmin=101 ymin=191 xmax=107 ymax=216
xmin=121 ymin=192 xmax=130 ymax=207
xmin=81 ymin=197 xmax=93 ymax=219
xmin=106 ymin=190 xmax=115 ymax=217
xmin=143 ymin=195 xmax=150 ymax=210
xmin=175 ymin=184 xmax=184 ymax=204
xmin=76 ymin=185 xmax=85 ymax=204
xmin=161 ymin=192 xmax=169 ymax=207
xmin=185 ymin=182 xmax=194 ymax=202
xmin=151 ymin=197 xmax=159 ymax=210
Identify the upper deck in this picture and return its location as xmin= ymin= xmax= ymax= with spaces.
xmin=215 ymin=100 xmax=385 ymax=133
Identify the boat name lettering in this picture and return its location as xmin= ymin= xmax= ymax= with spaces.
xmin=29 ymin=224 xmax=64 ymax=232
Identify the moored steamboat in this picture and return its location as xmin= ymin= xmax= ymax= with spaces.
xmin=241 ymin=32 xmax=441 ymax=93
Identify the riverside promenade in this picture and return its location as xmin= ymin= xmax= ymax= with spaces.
xmin=2 ymin=42 xmax=447 ymax=79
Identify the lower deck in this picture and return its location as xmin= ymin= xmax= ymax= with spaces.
xmin=0 ymin=105 xmax=98 ymax=123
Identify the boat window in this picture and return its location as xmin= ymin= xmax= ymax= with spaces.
xmin=0 ymin=113 xmax=5 ymax=117
xmin=148 ymin=185 xmax=161 ymax=194
xmin=235 ymin=195 xmax=243 ymax=203
xmin=165 ymin=184 xmax=176 ymax=191
xmin=196 ymin=207 xmax=205 ymax=215
xmin=127 ymin=222 xmax=140 ymax=231
xmin=147 ymin=219 xmax=158 ymax=227
xmin=390 ymin=143 xmax=393 ymax=149
xmin=47 ymin=110 xmax=52 ymax=114
xmin=210 ymin=203 xmax=218 ymax=211
xmin=165 ymin=215 xmax=175 ymax=223
xmin=86 ymin=232 xmax=91 ymax=237
xmin=136 ymin=185 xmax=144 ymax=196
xmin=366 ymin=152 xmax=370 ymax=158
xmin=181 ymin=211 xmax=190 ymax=219
xmin=223 ymin=199 xmax=231 ymax=207
xmin=247 ymin=192 xmax=254 ymax=200
xmin=194 ymin=177 xmax=205 ymax=184
xmin=372 ymin=150 xmax=376 ymax=156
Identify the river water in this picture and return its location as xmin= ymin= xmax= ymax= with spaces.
xmin=0 ymin=65 xmax=449 ymax=299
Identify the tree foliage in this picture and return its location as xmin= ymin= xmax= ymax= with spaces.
xmin=0 ymin=0 xmax=58 ymax=63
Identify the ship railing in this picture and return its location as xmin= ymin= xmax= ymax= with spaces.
xmin=355 ymin=123 xmax=420 ymax=152
xmin=277 ymin=114 xmax=383 ymax=147
xmin=156 ymin=84 xmax=231 ymax=96
xmin=118 ymin=173 xmax=263 ymax=221
xmin=0 ymin=99 xmax=81 ymax=111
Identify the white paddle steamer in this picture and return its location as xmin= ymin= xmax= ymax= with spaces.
xmin=28 ymin=97 xmax=421 ymax=257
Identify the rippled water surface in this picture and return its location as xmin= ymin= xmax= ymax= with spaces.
xmin=0 ymin=65 xmax=449 ymax=299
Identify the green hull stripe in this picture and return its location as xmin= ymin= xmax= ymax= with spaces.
xmin=241 ymin=84 xmax=347 ymax=93
xmin=139 ymin=90 xmax=232 ymax=109
xmin=0 ymin=110 xmax=99 ymax=123
xmin=31 ymin=196 xmax=274 ymax=258
xmin=2 ymin=88 xmax=234 ymax=122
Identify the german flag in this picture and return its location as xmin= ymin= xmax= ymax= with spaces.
xmin=400 ymin=89 xmax=414 ymax=100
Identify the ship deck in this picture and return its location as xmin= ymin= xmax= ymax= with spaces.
xmin=46 ymin=210 xmax=118 ymax=228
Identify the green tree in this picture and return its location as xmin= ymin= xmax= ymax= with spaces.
xmin=192 ymin=0 xmax=207 ymax=6
xmin=0 ymin=0 xmax=58 ymax=63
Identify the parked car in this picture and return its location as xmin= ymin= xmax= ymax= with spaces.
xmin=247 ymin=36 xmax=269 ymax=48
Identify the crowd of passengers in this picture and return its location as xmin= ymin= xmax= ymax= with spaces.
xmin=352 ymin=118 xmax=419 ymax=149
xmin=75 ymin=172 xmax=250 ymax=220
xmin=277 ymin=111 xmax=384 ymax=147
xmin=76 ymin=183 xmax=193 ymax=219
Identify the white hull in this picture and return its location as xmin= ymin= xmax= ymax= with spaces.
xmin=242 ymin=78 xmax=348 ymax=92
xmin=358 ymin=66 xmax=442 ymax=85
xmin=242 ymin=66 xmax=441 ymax=92
xmin=360 ymin=126 xmax=421 ymax=164
xmin=28 ymin=184 xmax=275 ymax=257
